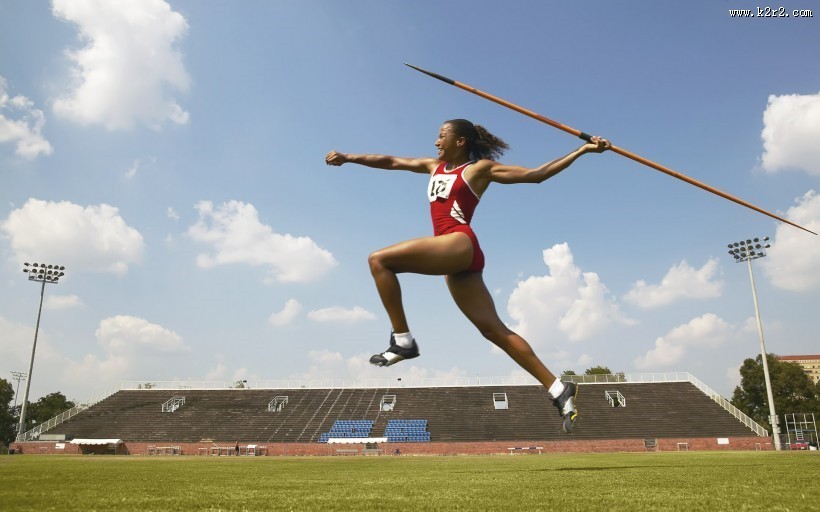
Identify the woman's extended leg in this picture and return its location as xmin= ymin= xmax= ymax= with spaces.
xmin=444 ymin=271 xmax=557 ymax=387
xmin=445 ymin=271 xmax=578 ymax=432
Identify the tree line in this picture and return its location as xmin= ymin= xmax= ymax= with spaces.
xmin=731 ymin=354 xmax=820 ymax=435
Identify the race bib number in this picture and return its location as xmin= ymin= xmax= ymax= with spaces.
xmin=428 ymin=174 xmax=456 ymax=202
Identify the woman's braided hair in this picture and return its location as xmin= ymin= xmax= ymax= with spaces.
xmin=445 ymin=119 xmax=509 ymax=161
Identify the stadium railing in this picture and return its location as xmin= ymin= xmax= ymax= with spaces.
xmin=684 ymin=374 xmax=769 ymax=438
xmin=605 ymin=390 xmax=626 ymax=408
xmin=15 ymin=383 xmax=124 ymax=442
xmin=161 ymin=396 xmax=186 ymax=413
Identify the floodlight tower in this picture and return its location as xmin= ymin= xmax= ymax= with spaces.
xmin=726 ymin=237 xmax=781 ymax=451
xmin=10 ymin=371 xmax=27 ymax=415
xmin=16 ymin=262 xmax=66 ymax=442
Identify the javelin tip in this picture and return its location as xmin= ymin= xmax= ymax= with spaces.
xmin=404 ymin=63 xmax=455 ymax=85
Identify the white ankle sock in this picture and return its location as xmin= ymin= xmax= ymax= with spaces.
xmin=548 ymin=378 xmax=565 ymax=399
xmin=393 ymin=332 xmax=414 ymax=348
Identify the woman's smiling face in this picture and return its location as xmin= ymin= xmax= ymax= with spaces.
xmin=435 ymin=123 xmax=464 ymax=160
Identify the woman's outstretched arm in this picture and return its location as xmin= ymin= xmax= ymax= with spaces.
xmin=325 ymin=151 xmax=438 ymax=174
xmin=469 ymin=137 xmax=611 ymax=189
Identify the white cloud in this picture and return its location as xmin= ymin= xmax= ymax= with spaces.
xmin=741 ymin=316 xmax=781 ymax=335
xmin=725 ymin=365 xmax=742 ymax=394
xmin=545 ymin=352 xmax=616 ymax=376
xmin=231 ymin=368 xmax=257 ymax=383
xmin=124 ymin=157 xmax=157 ymax=180
xmin=187 ymin=200 xmax=337 ymax=283
xmin=665 ymin=314 xmax=731 ymax=348
xmin=45 ymin=294 xmax=84 ymax=311
xmin=269 ymin=299 xmax=303 ymax=326
xmin=634 ymin=313 xmax=731 ymax=369
xmin=166 ymin=207 xmax=179 ymax=221
xmin=624 ymin=258 xmax=723 ymax=308
xmin=0 ymin=314 xmax=100 ymax=401
xmin=1 ymin=198 xmax=144 ymax=275
xmin=205 ymin=363 xmax=228 ymax=381
xmin=760 ymin=92 xmax=820 ymax=176
xmin=125 ymin=160 xmax=139 ymax=179
xmin=307 ymin=306 xmax=376 ymax=324
xmin=507 ymin=243 xmax=632 ymax=346
xmin=577 ymin=354 xmax=593 ymax=367
xmin=60 ymin=315 xmax=190 ymax=391
xmin=307 ymin=349 xmax=345 ymax=366
xmin=760 ymin=190 xmax=820 ymax=291
xmin=0 ymin=313 xmax=187 ymax=401
xmin=634 ymin=338 xmax=685 ymax=369
xmin=741 ymin=316 xmax=758 ymax=333
xmin=124 ymin=157 xmax=156 ymax=180
xmin=51 ymin=0 xmax=190 ymax=130
xmin=95 ymin=315 xmax=188 ymax=354
xmin=0 ymin=76 xmax=53 ymax=159
xmin=0 ymin=315 xmax=37 ymax=364
xmin=199 ymin=362 xmax=259 ymax=385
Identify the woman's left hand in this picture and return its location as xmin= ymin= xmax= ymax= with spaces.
xmin=585 ymin=136 xmax=611 ymax=153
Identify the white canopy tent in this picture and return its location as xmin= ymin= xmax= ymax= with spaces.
xmin=69 ymin=438 xmax=124 ymax=454
xmin=69 ymin=438 xmax=123 ymax=445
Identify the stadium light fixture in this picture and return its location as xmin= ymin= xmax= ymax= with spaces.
xmin=10 ymin=371 xmax=27 ymax=417
xmin=726 ymin=237 xmax=781 ymax=451
xmin=16 ymin=262 xmax=66 ymax=442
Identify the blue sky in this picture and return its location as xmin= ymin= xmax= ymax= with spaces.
xmin=1 ymin=1 xmax=819 ymax=404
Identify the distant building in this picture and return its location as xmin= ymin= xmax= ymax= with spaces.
xmin=778 ymin=355 xmax=820 ymax=385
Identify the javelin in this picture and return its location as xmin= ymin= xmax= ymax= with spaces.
xmin=405 ymin=63 xmax=816 ymax=236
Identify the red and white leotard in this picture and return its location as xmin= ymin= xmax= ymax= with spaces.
xmin=428 ymin=161 xmax=485 ymax=272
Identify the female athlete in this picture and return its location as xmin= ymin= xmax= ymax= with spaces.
xmin=325 ymin=119 xmax=610 ymax=431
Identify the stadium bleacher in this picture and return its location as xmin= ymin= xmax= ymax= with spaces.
xmin=37 ymin=380 xmax=761 ymax=447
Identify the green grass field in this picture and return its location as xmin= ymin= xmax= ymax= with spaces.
xmin=1 ymin=452 xmax=818 ymax=511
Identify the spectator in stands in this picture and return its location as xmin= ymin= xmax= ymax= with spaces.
xmin=326 ymin=120 xmax=610 ymax=433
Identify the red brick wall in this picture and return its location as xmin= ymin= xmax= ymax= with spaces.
xmin=10 ymin=442 xmax=81 ymax=455
xmin=11 ymin=436 xmax=772 ymax=456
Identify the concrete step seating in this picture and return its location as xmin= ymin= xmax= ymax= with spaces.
xmin=47 ymin=382 xmax=758 ymax=444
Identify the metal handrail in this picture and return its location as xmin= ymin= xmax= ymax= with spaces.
xmin=686 ymin=374 xmax=769 ymax=437
xmin=161 ymin=396 xmax=186 ymax=413
xmin=268 ymin=396 xmax=288 ymax=412
xmin=15 ymin=383 xmax=124 ymax=442
xmin=605 ymin=390 xmax=626 ymax=407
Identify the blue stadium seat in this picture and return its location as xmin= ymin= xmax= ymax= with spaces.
xmin=383 ymin=418 xmax=431 ymax=443
xmin=317 ymin=419 xmax=376 ymax=442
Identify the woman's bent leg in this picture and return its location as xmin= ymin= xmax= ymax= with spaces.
xmin=369 ymin=233 xmax=474 ymax=333
xmin=368 ymin=255 xmax=409 ymax=333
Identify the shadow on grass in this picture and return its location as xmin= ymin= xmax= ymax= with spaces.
xmin=451 ymin=462 xmax=766 ymax=474
xmin=549 ymin=462 xmax=765 ymax=472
